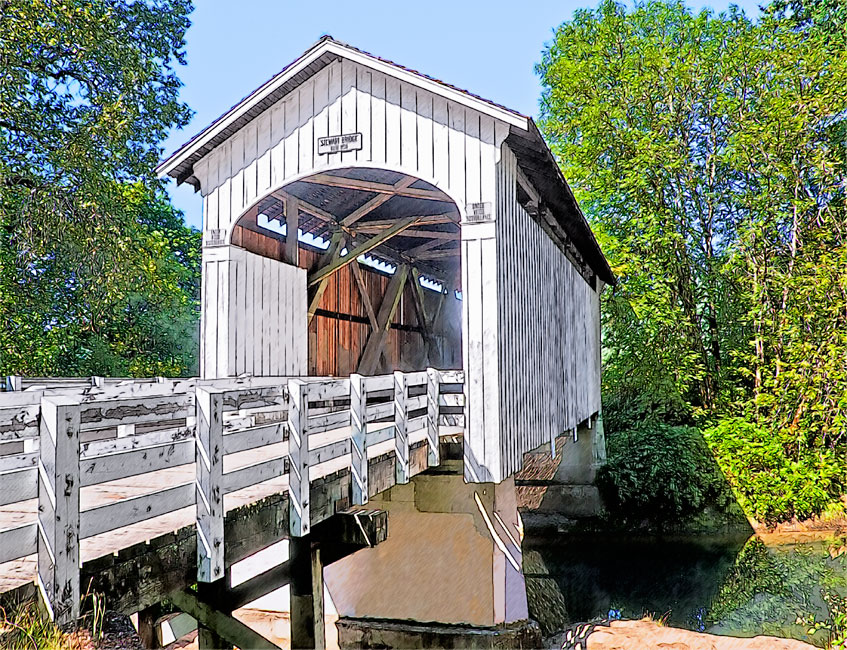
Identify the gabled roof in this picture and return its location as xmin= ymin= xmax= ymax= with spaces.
xmin=158 ymin=36 xmax=614 ymax=285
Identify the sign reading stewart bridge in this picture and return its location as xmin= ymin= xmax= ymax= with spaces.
xmin=317 ymin=132 xmax=363 ymax=155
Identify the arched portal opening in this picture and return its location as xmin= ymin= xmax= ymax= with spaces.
xmin=230 ymin=167 xmax=463 ymax=376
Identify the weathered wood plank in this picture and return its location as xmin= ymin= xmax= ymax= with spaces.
xmin=223 ymin=457 xmax=288 ymax=495
xmin=79 ymin=440 xmax=194 ymax=487
xmin=288 ymin=379 xmax=309 ymax=536
xmin=0 ymin=466 xmax=36 ymax=506
xmin=0 ymin=522 xmax=36 ymax=563
xmin=80 ymin=483 xmax=194 ymax=539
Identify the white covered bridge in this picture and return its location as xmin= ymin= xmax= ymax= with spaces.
xmin=0 ymin=37 xmax=613 ymax=649
xmin=161 ymin=35 xmax=613 ymax=484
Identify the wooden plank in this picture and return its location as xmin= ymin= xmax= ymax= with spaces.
xmin=341 ymin=176 xmax=415 ymax=227
xmin=363 ymin=375 xmax=393 ymax=393
xmin=357 ymin=265 xmax=409 ymax=375
xmin=196 ymin=387 xmax=225 ymax=582
xmin=38 ymin=395 xmax=80 ymax=624
xmin=0 ymin=466 xmax=36 ymax=506
xmin=304 ymin=378 xmax=349 ymax=401
xmin=0 ymin=404 xmax=39 ymax=440
xmin=298 ymin=174 xmax=446 ymax=201
xmin=426 ymin=368 xmax=440 ymax=466
xmin=79 ymin=393 xmax=191 ymax=430
xmin=306 ymin=410 xmax=348 ymax=435
xmin=366 ymin=402 xmax=393 ymax=422
xmin=309 ymin=438 xmax=350 ymax=465
xmin=307 ymin=230 xmax=346 ymax=323
xmin=80 ymin=482 xmax=194 ymax=539
xmin=222 ymin=422 xmax=285 ymax=455
xmin=393 ymin=371 xmax=409 ymax=484
xmin=79 ymin=440 xmax=193 ymax=487
xmin=223 ymin=457 xmax=287 ymax=495
xmin=0 ymin=451 xmax=36 ymax=472
xmin=285 ymin=194 xmax=300 ymax=265
xmin=288 ymin=379 xmax=309 ymax=536
xmin=0 ymin=522 xmax=36 ymax=564
xmin=349 ymin=374 xmax=368 ymax=505
xmin=308 ymin=217 xmax=416 ymax=288
xmin=169 ymin=589 xmax=280 ymax=650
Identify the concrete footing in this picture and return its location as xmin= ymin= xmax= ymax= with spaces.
xmin=336 ymin=616 xmax=543 ymax=649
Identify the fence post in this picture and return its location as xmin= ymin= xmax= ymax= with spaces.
xmin=425 ymin=368 xmax=440 ymax=467
xmin=393 ymin=371 xmax=409 ymax=484
xmin=349 ymin=374 xmax=368 ymax=505
xmin=288 ymin=379 xmax=310 ymax=536
xmin=38 ymin=396 xmax=81 ymax=625
xmin=5 ymin=375 xmax=21 ymax=391
xmin=196 ymin=387 xmax=224 ymax=582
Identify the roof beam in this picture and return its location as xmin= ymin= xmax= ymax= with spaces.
xmin=298 ymin=174 xmax=448 ymax=201
xmin=308 ymin=216 xmax=417 ymax=287
xmin=414 ymin=248 xmax=461 ymax=260
xmin=341 ymin=176 xmax=416 ymax=226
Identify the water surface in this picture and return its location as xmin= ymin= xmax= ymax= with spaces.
xmin=523 ymin=532 xmax=847 ymax=648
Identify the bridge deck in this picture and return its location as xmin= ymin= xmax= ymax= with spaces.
xmin=0 ymin=370 xmax=464 ymax=622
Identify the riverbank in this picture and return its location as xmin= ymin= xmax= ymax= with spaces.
xmin=549 ymin=619 xmax=818 ymax=649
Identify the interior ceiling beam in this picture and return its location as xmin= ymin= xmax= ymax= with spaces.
xmin=407 ymin=238 xmax=450 ymax=257
xmin=356 ymin=227 xmax=458 ymax=240
xmin=414 ymin=248 xmax=461 ymax=260
xmin=298 ymin=173 xmax=448 ymax=201
xmin=352 ymin=214 xmax=456 ymax=229
xmin=308 ymin=216 xmax=417 ymax=287
xmin=340 ymin=176 xmax=416 ymax=226
xmin=271 ymin=189 xmax=335 ymax=224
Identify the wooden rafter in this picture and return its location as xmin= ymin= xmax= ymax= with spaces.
xmin=341 ymin=176 xmax=416 ymax=226
xmin=299 ymin=173 xmax=447 ymax=201
xmin=284 ymin=194 xmax=299 ymax=265
xmin=407 ymin=238 xmax=449 ymax=257
xmin=352 ymin=214 xmax=456 ymax=229
xmin=414 ymin=247 xmax=461 ymax=260
xmin=357 ymin=265 xmax=409 ymax=375
xmin=308 ymin=216 xmax=417 ymax=287
xmin=409 ymin=268 xmax=434 ymax=352
xmin=350 ymin=263 xmax=378 ymax=330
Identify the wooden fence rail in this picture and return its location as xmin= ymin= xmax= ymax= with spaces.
xmin=0 ymin=369 xmax=465 ymax=625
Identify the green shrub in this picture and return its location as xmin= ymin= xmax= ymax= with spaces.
xmin=597 ymin=423 xmax=732 ymax=522
xmin=703 ymin=417 xmax=846 ymax=524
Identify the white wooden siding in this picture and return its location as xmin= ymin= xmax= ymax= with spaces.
xmin=201 ymin=247 xmax=306 ymax=378
xmin=194 ymin=59 xmax=508 ymax=239
xmin=495 ymin=144 xmax=601 ymax=479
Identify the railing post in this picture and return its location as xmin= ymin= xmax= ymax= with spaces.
xmin=5 ymin=375 xmax=21 ymax=391
xmin=393 ymin=371 xmax=409 ymax=484
xmin=349 ymin=374 xmax=368 ymax=505
xmin=425 ymin=368 xmax=440 ymax=467
xmin=288 ymin=379 xmax=310 ymax=536
xmin=196 ymin=387 xmax=225 ymax=582
xmin=38 ymin=396 xmax=81 ymax=624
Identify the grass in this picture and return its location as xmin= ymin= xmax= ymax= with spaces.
xmin=0 ymin=601 xmax=77 ymax=650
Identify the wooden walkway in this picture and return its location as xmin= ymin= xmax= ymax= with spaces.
xmin=0 ymin=370 xmax=464 ymax=625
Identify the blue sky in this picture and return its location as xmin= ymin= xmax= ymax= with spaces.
xmin=162 ymin=0 xmax=763 ymax=230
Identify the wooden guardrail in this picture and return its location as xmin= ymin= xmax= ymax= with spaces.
xmin=0 ymin=369 xmax=465 ymax=624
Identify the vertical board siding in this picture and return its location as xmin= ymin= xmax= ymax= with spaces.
xmin=192 ymin=58 xmax=510 ymax=243
xmin=495 ymin=144 xmax=601 ymax=480
xmin=201 ymin=247 xmax=307 ymax=378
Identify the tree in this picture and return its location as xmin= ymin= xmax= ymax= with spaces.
xmin=0 ymin=0 xmax=198 ymax=376
xmin=538 ymin=0 xmax=847 ymax=520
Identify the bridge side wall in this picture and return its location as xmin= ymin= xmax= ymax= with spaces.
xmin=493 ymin=144 xmax=602 ymax=480
xmin=201 ymin=245 xmax=307 ymax=378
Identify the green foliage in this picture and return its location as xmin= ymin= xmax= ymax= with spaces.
xmin=0 ymin=1 xmax=198 ymax=377
xmin=597 ymin=423 xmax=734 ymax=522
xmin=704 ymin=417 xmax=846 ymax=524
xmin=539 ymin=0 xmax=847 ymax=523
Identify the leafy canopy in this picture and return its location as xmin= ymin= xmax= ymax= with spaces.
xmin=0 ymin=0 xmax=198 ymax=376
xmin=539 ymin=0 xmax=847 ymax=522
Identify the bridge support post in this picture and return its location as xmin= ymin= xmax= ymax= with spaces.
xmin=197 ymin=579 xmax=232 ymax=650
xmin=290 ymin=536 xmax=325 ymax=650
xmin=349 ymin=374 xmax=368 ymax=505
xmin=196 ymin=387 xmax=225 ymax=582
xmin=37 ymin=396 xmax=81 ymax=625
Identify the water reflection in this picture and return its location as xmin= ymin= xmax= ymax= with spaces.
xmin=523 ymin=533 xmax=847 ymax=648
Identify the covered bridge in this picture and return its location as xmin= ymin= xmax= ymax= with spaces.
xmin=158 ymin=36 xmax=613 ymax=485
